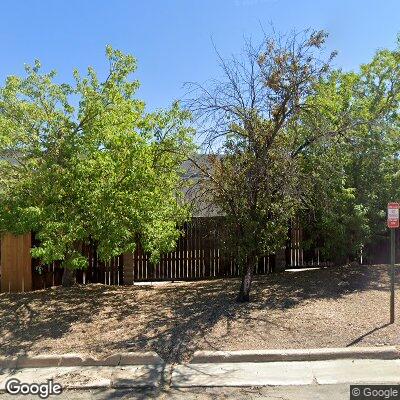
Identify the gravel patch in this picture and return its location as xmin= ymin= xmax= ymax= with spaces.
xmin=0 ymin=264 xmax=399 ymax=363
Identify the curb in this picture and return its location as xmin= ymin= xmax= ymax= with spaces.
xmin=1 ymin=346 xmax=398 ymax=369
xmin=190 ymin=347 xmax=400 ymax=363
xmin=0 ymin=352 xmax=164 ymax=369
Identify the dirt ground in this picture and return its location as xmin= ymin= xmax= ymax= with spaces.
xmin=0 ymin=264 xmax=399 ymax=363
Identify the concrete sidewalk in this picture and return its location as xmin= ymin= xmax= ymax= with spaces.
xmin=0 ymin=364 xmax=166 ymax=390
xmin=1 ymin=347 xmax=399 ymax=392
xmin=171 ymin=359 xmax=400 ymax=387
xmin=1 ymin=359 xmax=399 ymax=390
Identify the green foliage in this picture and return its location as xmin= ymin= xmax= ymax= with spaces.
xmin=190 ymin=30 xmax=337 ymax=277
xmin=0 ymin=46 xmax=194 ymax=269
xmin=212 ymin=115 xmax=302 ymax=263
xmin=193 ymin=30 xmax=400 ymax=281
xmin=300 ymin=38 xmax=400 ymax=262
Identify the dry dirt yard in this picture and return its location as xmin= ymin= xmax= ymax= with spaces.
xmin=0 ymin=264 xmax=399 ymax=363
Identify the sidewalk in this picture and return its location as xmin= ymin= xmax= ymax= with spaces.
xmin=171 ymin=359 xmax=400 ymax=387
xmin=0 ymin=365 xmax=165 ymax=390
xmin=0 ymin=348 xmax=399 ymax=391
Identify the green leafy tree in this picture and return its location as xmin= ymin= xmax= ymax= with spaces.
xmin=301 ymin=39 xmax=400 ymax=263
xmin=0 ymin=46 xmax=194 ymax=286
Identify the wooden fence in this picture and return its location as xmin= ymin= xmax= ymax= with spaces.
xmin=123 ymin=218 xmax=275 ymax=283
xmin=1 ymin=217 xmax=330 ymax=292
xmin=30 ymin=243 xmax=123 ymax=290
xmin=286 ymin=219 xmax=332 ymax=268
xmin=0 ymin=233 xmax=32 ymax=292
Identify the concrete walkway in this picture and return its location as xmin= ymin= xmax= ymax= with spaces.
xmin=171 ymin=359 xmax=400 ymax=387
xmin=0 ymin=359 xmax=399 ymax=391
xmin=0 ymin=365 xmax=165 ymax=390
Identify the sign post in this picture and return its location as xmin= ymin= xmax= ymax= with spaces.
xmin=387 ymin=202 xmax=398 ymax=324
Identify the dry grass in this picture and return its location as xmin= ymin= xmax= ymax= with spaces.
xmin=0 ymin=264 xmax=399 ymax=363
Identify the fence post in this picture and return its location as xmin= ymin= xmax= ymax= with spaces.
xmin=122 ymin=252 xmax=134 ymax=285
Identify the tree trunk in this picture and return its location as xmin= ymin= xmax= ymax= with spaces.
xmin=237 ymin=257 xmax=256 ymax=302
xmin=62 ymin=241 xmax=83 ymax=287
xmin=62 ymin=267 xmax=75 ymax=287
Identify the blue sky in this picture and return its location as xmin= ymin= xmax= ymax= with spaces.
xmin=0 ymin=0 xmax=399 ymax=111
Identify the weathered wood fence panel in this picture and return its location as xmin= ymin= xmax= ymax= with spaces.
xmin=29 ymin=239 xmax=123 ymax=290
xmin=1 ymin=217 xmax=331 ymax=292
xmin=123 ymin=218 xmax=276 ymax=283
xmin=1 ymin=233 xmax=32 ymax=293
xmin=286 ymin=218 xmax=332 ymax=268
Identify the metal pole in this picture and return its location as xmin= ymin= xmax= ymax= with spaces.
xmin=390 ymin=228 xmax=395 ymax=324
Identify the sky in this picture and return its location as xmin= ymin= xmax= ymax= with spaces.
xmin=0 ymin=0 xmax=399 ymax=111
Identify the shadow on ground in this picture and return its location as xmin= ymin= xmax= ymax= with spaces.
xmin=0 ymin=264 xmax=398 ymax=363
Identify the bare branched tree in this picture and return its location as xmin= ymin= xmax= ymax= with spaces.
xmin=184 ymin=29 xmax=340 ymax=302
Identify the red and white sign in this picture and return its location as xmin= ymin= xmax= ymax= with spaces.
xmin=387 ymin=202 xmax=399 ymax=228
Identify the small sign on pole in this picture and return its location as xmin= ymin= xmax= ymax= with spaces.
xmin=387 ymin=202 xmax=399 ymax=228
xmin=387 ymin=202 xmax=398 ymax=324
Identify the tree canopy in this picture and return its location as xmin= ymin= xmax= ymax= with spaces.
xmin=0 ymin=46 xmax=194 ymax=283
xmin=300 ymin=38 xmax=400 ymax=262
xmin=187 ymin=30 xmax=400 ymax=301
